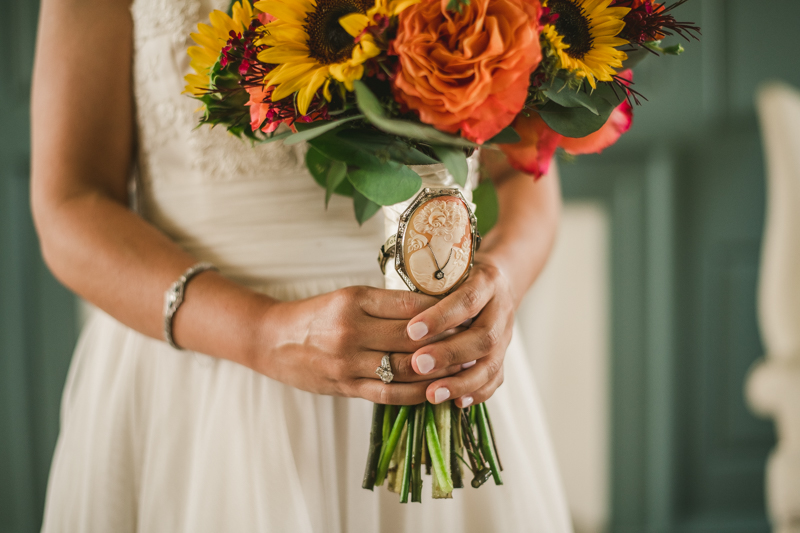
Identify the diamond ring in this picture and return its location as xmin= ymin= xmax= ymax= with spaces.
xmin=375 ymin=353 xmax=394 ymax=384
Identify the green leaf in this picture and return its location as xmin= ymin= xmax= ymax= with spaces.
xmin=305 ymin=147 xmax=354 ymax=198
xmin=346 ymin=161 xmax=422 ymax=206
xmin=472 ymin=179 xmax=499 ymax=235
xmin=354 ymin=81 xmax=476 ymax=149
xmin=283 ymin=115 xmax=364 ymax=145
xmin=430 ymin=145 xmax=468 ymax=187
xmin=309 ymin=130 xmax=422 ymax=205
xmin=257 ymin=130 xmax=293 ymax=144
xmin=353 ymin=189 xmax=382 ymax=225
xmin=325 ymin=160 xmax=347 ymax=206
xmin=335 ymin=129 xmax=438 ymax=165
xmin=537 ymin=82 xmax=624 ymax=138
xmin=542 ymin=76 xmax=599 ymax=115
xmin=487 ymin=127 xmax=522 ymax=145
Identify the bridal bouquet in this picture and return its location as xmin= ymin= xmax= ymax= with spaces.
xmin=184 ymin=0 xmax=699 ymax=501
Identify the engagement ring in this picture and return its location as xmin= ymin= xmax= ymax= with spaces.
xmin=375 ymin=354 xmax=394 ymax=384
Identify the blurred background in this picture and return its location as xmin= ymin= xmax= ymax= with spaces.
xmin=2 ymin=1 xmax=799 ymax=532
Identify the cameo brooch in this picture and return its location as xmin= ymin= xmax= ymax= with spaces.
xmin=379 ymin=188 xmax=481 ymax=297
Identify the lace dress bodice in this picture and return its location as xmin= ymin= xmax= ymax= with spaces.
xmin=130 ymin=0 xmax=384 ymax=288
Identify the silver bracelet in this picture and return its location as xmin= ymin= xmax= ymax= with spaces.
xmin=163 ymin=262 xmax=218 ymax=350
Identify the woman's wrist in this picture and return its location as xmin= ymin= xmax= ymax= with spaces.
xmin=170 ymin=271 xmax=279 ymax=368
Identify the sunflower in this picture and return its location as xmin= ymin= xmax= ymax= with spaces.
xmin=543 ymin=0 xmax=630 ymax=89
xmin=254 ymin=0 xmax=416 ymax=115
xmin=184 ymin=1 xmax=255 ymax=96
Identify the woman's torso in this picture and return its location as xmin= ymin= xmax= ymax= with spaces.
xmin=131 ymin=0 xmax=384 ymax=288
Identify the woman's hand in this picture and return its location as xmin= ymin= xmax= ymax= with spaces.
xmin=252 ymin=286 xmax=468 ymax=405
xmin=403 ymin=159 xmax=562 ymax=408
xmin=404 ymin=256 xmax=515 ymax=408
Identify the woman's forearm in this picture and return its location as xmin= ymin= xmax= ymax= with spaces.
xmin=32 ymin=188 xmax=274 ymax=367
xmin=477 ymin=167 xmax=561 ymax=308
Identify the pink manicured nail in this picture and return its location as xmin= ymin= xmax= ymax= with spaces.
xmin=408 ymin=322 xmax=428 ymax=341
xmin=434 ymin=387 xmax=450 ymax=404
xmin=460 ymin=318 xmax=474 ymax=328
xmin=460 ymin=395 xmax=474 ymax=408
xmin=462 ymin=360 xmax=477 ymax=370
xmin=416 ymin=354 xmax=435 ymax=375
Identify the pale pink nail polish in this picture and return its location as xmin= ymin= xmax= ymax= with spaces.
xmin=408 ymin=322 xmax=428 ymax=341
xmin=460 ymin=318 xmax=473 ymax=328
xmin=460 ymin=395 xmax=474 ymax=408
xmin=434 ymin=387 xmax=450 ymax=404
xmin=416 ymin=354 xmax=435 ymax=375
xmin=462 ymin=360 xmax=477 ymax=370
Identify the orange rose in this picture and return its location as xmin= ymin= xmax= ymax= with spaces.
xmin=391 ymin=0 xmax=541 ymax=144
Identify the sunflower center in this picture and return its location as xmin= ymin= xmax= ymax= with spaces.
xmin=548 ymin=0 xmax=594 ymax=60
xmin=306 ymin=0 xmax=372 ymax=65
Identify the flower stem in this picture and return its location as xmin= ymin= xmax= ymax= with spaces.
xmin=477 ymin=402 xmax=503 ymax=485
xmin=411 ymin=404 xmax=425 ymax=502
xmin=432 ymin=401 xmax=453 ymax=498
xmin=451 ymin=404 xmax=464 ymax=489
xmin=375 ymin=405 xmax=411 ymax=487
xmin=460 ymin=408 xmax=492 ymax=488
xmin=400 ymin=411 xmax=415 ymax=503
xmin=362 ymin=403 xmax=386 ymax=490
xmin=484 ymin=403 xmax=503 ymax=472
xmin=425 ymin=402 xmax=454 ymax=495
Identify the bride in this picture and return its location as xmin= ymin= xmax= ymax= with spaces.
xmin=31 ymin=0 xmax=572 ymax=530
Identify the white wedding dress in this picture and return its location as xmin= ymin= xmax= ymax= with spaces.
xmin=40 ymin=0 xmax=572 ymax=531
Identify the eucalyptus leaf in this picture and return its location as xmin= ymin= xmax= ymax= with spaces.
xmin=542 ymin=77 xmax=599 ymax=115
xmin=257 ymin=130 xmax=293 ymax=144
xmin=487 ymin=127 xmax=522 ymax=145
xmin=310 ymin=130 xmax=422 ymax=205
xmin=305 ymin=147 xmax=354 ymax=198
xmin=325 ymin=160 xmax=348 ymax=206
xmin=354 ymin=81 xmax=476 ymax=149
xmin=283 ymin=115 xmax=364 ymax=145
xmin=336 ymin=128 xmax=438 ymax=165
xmin=537 ymin=81 xmax=624 ymax=138
xmin=353 ymin=189 xmax=382 ymax=225
xmin=472 ymin=179 xmax=499 ymax=235
xmin=430 ymin=145 xmax=468 ymax=187
xmin=346 ymin=162 xmax=422 ymax=206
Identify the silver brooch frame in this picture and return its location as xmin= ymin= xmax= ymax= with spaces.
xmin=379 ymin=188 xmax=481 ymax=297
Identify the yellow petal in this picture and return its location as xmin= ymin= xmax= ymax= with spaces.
xmin=339 ymin=13 xmax=370 ymax=37
xmin=189 ymin=32 xmax=219 ymax=51
xmin=255 ymin=0 xmax=306 ymax=23
xmin=232 ymin=0 xmax=254 ymax=25
xmin=265 ymin=24 xmax=309 ymax=43
xmin=267 ymin=61 xmax=317 ymax=90
xmin=258 ymin=45 xmax=311 ymax=64
xmin=297 ymin=68 xmax=328 ymax=115
xmin=389 ymin=0 xmax=421 ymax=15
xmin=271 ymin=65 xmax=319 ymax=101
xmin=209 ymin=10 xmax=237 ymax=35
xmin=323 ymin=78 xmax=332 ymax=101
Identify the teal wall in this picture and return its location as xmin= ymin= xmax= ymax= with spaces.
xmin=558 ymin=2 xmax=800 ymax=531
xmin=0 ymin=1 xmax=78 ymax=531
xmin=1 ymin=1 xmax=797 ymax=532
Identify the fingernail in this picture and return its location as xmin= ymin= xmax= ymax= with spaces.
xmin=461 ymin=395 xmax=474 ymax=408
xmin=408 ymin=322 xmax=428 ymax=341
xmin=434 ymin=387 xmax=450 ymax=404
xmin=462 ymin=360 xmax=477 ymax=370
xmin=416 ymin=353 xmax=435 ymax=375
xmin=460 ymin=318 xmax=473 ymax=328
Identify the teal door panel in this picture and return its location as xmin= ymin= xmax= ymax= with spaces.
xmin=1 ymin=0 xmax=78 ymax=531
